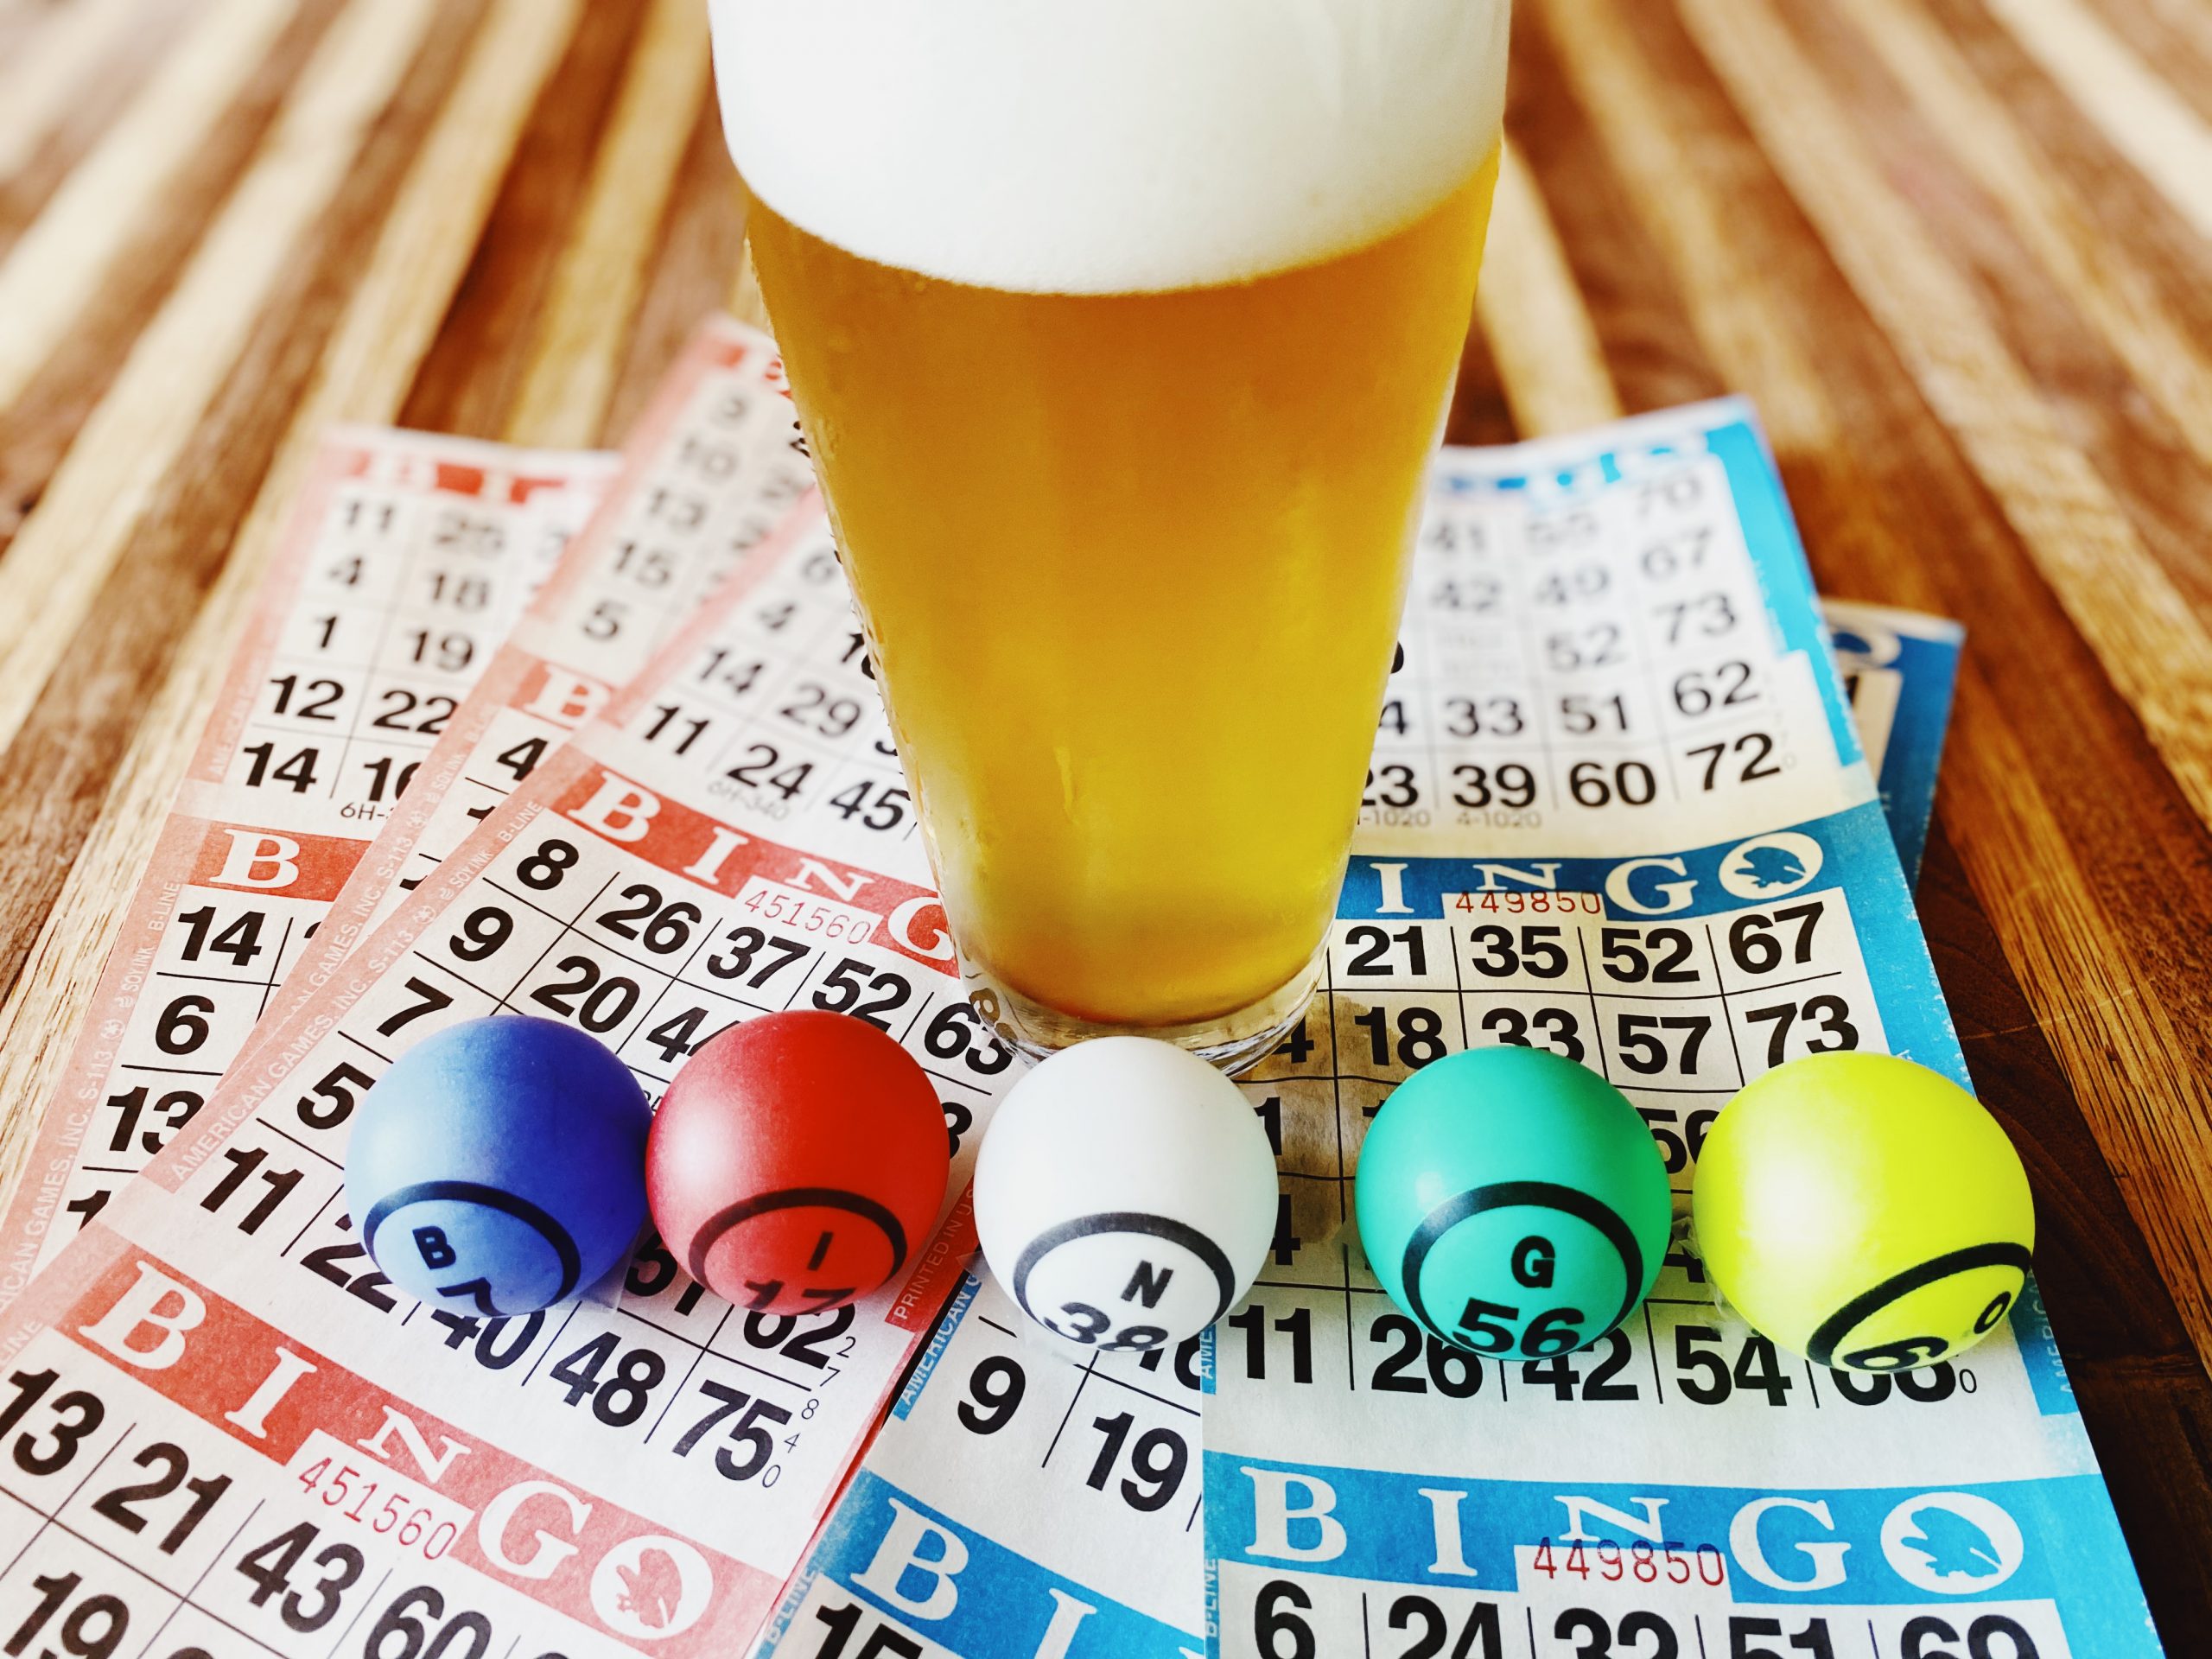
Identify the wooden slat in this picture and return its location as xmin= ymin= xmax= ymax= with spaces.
xmin=1472 ymin=145 xmax=1624 ymax=437
xmin=1982 ymin=0 xmax=2212 ymax=244
xmin=601 ymin=98 xmax=750 ymax=440
xmin=1501 ymin=16 xmax=1726 ymax=416
xmin=0 ymin=0 xmax=156 ymax=179
xmin=0 ymin=0 xmax=302 ymax=412
xmin=1530 ymin=0 xmax=1853 ymax=454
xmin=262 ymin=0 xmax=586 ymax=475
xmin=1930 ymin=0 xmax=2212 ymax=329
xmin=0 ymin=0 xmax=343 ymax=552
xmin=2096 ymin=0 xmax=2212 ymax=78
xmin=502 ymin=0 xmax=712 ymax=446
xmin=1827 ymin=0 xmax=2212 ymax=466
xmin=1783 ymin=0 xmax=2212 ymax=626
xmin=0 ymin=0 xmax=440 ymax=756
xmin=0 ymin=10 xmax=204 ymax=271
xmin=395 ymin=0 xmax=653 ymax=441
xmin=2094 ymin=0 xmax=2212 ymax=103
xmin=0 ymin=0 xmax=585 ymax=1193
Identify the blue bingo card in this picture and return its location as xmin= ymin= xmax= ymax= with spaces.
xmin=1205 ymin=404 xmax=2156 ymax=1659
xmin=753 ymin=404 xmax=2145 ymax=1659
xmin=756 ymin=1271 xmax=1207 ymax=1658
xmin=1823 ymin=603 xmax=1963 ymax=889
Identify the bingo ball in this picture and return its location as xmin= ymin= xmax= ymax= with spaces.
xmin=646 ymin=1012 xmax=948 ymax=1313
xmin=1693 ymin=1052 xmax=2033 ymax=1372
xmin=974 ymin=1038 xmax=1276 ymax=1351
xmin=1357 ymin=1047 xmax=1671 ymax=1358
xmin=346 ymin=1016 xmax=651 ymax=1316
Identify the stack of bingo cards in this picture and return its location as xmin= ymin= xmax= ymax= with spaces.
xmin=0 ymin=327 xmax=2159 ymax=1659
xmin=0 ymin=319 xmax=806 ymax=1305
xmin=274 ymin=318 xmax=816 ymax=978
xmin=1198 ymin=408 xmax=2052 ymax=1656
xmin=10 ymin=496 xmax=991 ymax=1655
xmin=0 ymin=432 xmax=615 ymax=1287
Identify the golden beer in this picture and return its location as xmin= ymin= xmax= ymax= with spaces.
xmin=714 ymin=2 xmax=1510 ymax=1058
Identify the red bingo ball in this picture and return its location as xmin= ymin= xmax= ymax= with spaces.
xmin=645 ymin=1011 xmax=950 ymax=1313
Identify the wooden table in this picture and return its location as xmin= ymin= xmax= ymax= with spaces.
xmin=2 ymin=0 xmax=2209 ymax=1634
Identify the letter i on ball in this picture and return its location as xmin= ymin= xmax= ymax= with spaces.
xmin=975 ymin=1038 xmax=1278 ymax=1351
xmin=647 ymin=1011 xmax=950 ymax=1313
xmin=346 ymin=1016 xmax=653 ymax=1317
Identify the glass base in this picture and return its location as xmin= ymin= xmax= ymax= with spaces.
xmin=960 ymin=940 xmax=1325 ymax=1077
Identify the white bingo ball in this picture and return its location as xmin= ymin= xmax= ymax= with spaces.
xmin=975 ymin=1036 xmax=1279 ymax=1351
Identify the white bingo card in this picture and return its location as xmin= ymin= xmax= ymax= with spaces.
xmin=0 ymin=432 xmax=613 ymax=1294
xmin=246 ymin=317 xmax=809 ymax=1039
xmin=741 ymin=432 xmax=1997 ymax=1659
xmin=0 ymin=495 xmax=1001 ymax=1659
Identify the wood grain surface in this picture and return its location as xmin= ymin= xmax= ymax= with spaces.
xmin=0 ymin=0 xmax=2208 ymax=1632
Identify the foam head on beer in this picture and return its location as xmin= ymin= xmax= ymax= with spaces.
xmin=712 ymin=2 xmax=1510 ymax=295
xmin=711 ymin=3 xmax=1510 ymax=1045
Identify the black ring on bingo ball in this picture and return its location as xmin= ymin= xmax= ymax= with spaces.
xmin=1803 ymin=1242 xmax=2033 ymax=1368
xmin=686 ymin=1186 xmax=910 ymax=1287
xmin=1008 ymin=1211 xmax=1239 ymax=1328
xmin=1401 ymin=1179 xmax=1646 ymax=1347
xmin=362 ymin=1179 xmax=583 ymax=1312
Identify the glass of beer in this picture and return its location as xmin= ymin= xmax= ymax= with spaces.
xmin=710 ymin=2 xmax=1510 ymax=1069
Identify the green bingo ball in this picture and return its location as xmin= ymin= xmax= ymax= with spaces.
xmin=1692 ymin=1052 xmax=2033 ymax=1373
xmin=1356 ymin=1047 xmax=1672 ymax=1358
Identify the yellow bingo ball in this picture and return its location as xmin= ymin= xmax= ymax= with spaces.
xmin=1692 ymin=1052 xmax=2032 ymax=1372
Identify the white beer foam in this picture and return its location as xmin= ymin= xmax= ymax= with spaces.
xmin=709 ymin=0 xmax=1511 ymax=295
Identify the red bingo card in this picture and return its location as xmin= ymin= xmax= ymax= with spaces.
xmin=0 ymin=433 xmax=613 ymax=1296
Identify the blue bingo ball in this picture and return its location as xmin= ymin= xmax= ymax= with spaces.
xmin=346 ymin=1016 xmax=652 ymax=1316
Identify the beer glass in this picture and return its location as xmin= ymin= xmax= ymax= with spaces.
xmin=710 ymin=2 xmax=1510 ymax=1067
